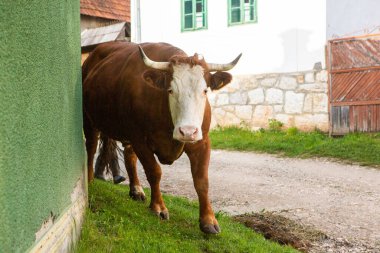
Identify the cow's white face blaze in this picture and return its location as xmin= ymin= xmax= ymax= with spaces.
xmin=138 ymin=46 xmax=242 ymax=143
xmin=169 ymin=64 xmax=207 ymax=142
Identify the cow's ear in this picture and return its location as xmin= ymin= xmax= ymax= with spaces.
xmin=142 ymin=69 xmax=168 ymax=89
xmin=209 ymin=71 xmax=232 ymax=91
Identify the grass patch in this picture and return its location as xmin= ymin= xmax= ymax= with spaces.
xmin=209 ymin=126 xmax=380 ymax=167
xmin=76 ymin=180 xmax=298 ymax=253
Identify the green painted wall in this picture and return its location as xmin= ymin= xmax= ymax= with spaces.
xmin=0 ymin=1 xmax=85 ymax=252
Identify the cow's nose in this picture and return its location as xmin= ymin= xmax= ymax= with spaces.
xmin=179 ymin=126 xmax=198 ymax=139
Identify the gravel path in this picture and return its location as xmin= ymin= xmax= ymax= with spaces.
xmin=117 ymin=150 xmax=380 ymax=252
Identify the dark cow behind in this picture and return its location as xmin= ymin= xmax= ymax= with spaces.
xmin=82 ymin=42 xmax=241 ymax=234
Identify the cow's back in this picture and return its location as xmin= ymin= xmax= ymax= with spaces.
xmin=83 ymin=41 xmax=185 ymax=94
xmin=82 ymin=42 xmax=186 ymax=141
xmin=82 ymin=41 xmax=130 ymax=84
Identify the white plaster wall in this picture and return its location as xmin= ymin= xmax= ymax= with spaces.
xmin=327 ymin=0 xmax=380 ymax=39
xmin=134 ymin=0 xmax=326 ymax=75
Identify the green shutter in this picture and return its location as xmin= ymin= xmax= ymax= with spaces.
xmin=181 ymin=0 xmax=207 ymax=32
xmin=184 ymin=0 xmax=193 ymax=13
xmin=228 ymin=0 xmax=257 ymax=26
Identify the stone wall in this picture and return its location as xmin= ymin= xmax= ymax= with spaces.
xmin=209 ymin=70 xmax=329 ymax=131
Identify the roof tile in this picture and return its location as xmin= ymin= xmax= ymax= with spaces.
xmin=80 ymin=0 xmax=130 ymax=22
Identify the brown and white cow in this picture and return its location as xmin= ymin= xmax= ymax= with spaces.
xmin=82 ymin=42 xmax=241 ymax=234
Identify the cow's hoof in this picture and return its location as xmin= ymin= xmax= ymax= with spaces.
xmin=129 ymin=186 xmax=146 ymax=201
xmin=151 ymin=208 xmax=170 ymax=220
xmin=129 ymin=190 xmax=146 ymax=201
xmin=157 ymin=210 xmax=170 ymax=220
xmin=113 ymin=175 xmax=126 ymax=184
xmin=200 ymin=223 xmax=221 ymax=234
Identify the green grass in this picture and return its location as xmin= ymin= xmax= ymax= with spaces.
xmin=209 ymin=127 xmax=380 ymax=167
xmin=76 ymin=180 xmax=298 ymax=253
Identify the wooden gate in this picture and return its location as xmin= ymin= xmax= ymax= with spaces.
xmin=328 ymin=34 xmax=380 ymax=135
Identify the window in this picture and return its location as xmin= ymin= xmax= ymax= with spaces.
xmin=228 ymin=0 xmax=257 ymax=25
xmin=181 ymin=0 xmax=207 ymax=31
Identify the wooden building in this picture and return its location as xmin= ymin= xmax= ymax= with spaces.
xmin=80 ymin=0 xmax=131 ymax=63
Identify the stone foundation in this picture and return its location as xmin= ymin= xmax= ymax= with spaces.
xmin=209 ymin=70 xmax=329 ymax=131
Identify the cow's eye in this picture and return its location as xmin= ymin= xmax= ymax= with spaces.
xmin=168 ymin=88 xmax=173 ymax=94
xmin=203 ymin=89 xmax=208 ymax=95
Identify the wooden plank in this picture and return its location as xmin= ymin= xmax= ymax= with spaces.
xmin=342 ymin=106 xmax=350 ymax=133
xmin=329 ymin=33 xmax=380 ymax=42
xmin=350 ymin=106 xmax=354 ymax=132
xmin=369 ymin=106 xmax=372 ymax=131
xmin=373 ymin=105 xmax=377 ymax=131
xmin=363 ymin=106 xmax=368 ymax=132
xmin=373 ymin=105 xmax=380 ymax=131
xmin=331 ymin=106 xmax=350 ymax=135
xmin=331 ymin=100 xmax=380 ymax=106
xmin=330 ymin=65 xmax=380 ymax=74
xmin=377 ymin=105 xmax=380 ymax=131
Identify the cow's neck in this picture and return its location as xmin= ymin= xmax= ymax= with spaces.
xmin=137 ymin=85 xmax=174 ymax=136
xmin=140 ymin=86 xmax=185 ymax=163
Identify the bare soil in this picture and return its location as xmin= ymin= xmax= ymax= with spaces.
xmin=115 ymin=150 xmax=380 ymax=252
xmin=234 ymin=211 xmax=327 ymax=252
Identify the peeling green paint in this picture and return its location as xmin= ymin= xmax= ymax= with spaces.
xmin=0 ymin=1 xmax=85 ymax=252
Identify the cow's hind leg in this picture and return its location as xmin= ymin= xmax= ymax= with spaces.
xmin=83 ymin=113 xmax=99 ymax=182
xmin=132 ymin=142 xmax=168 ymax=219
xmin=122 ymin=142 xmax=146 ymax=201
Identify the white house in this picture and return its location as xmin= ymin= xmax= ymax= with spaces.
xmin=133 ymin=0 xmax=326 ymax=75
xmin=131 ymin=0 xmax=380 ymax=132
xmin=327 ymin=0 xmax=380 ymax=39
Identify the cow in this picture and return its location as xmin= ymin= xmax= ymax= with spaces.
xmin=82 ymin=42 xmax=241 ymax=234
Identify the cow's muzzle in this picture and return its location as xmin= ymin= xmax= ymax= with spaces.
xmin=174 ymin=125 xmax=200 ymax=142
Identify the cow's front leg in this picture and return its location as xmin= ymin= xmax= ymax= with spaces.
xmin=185 ymin=136 xmax=219 ymax=234
xmin=132 ymin=143 xmax=169 ymax=219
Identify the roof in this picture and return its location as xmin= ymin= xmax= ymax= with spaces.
xmin=81 ymin=22 xmax=127 ymax=47
xmin=80 ymin=0 xmax=130 ymax=22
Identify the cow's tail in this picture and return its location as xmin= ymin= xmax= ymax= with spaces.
xmin=94 ymin=134 xmax=122 ymax=178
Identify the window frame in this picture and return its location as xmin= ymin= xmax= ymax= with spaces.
xmin=228 ymin=0 xmax=257 ymax=26
xmin=181 ymin=0 xmax=208 ymax=32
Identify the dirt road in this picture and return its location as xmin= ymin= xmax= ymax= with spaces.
xmin=117 ymin=150 xmax=380 ymax=252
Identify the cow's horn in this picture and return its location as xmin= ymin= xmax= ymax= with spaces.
xmin=138 ymin=46 xmax=170 ymax=70
xmin=207 ymin=53 xmax=242 ymax=72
